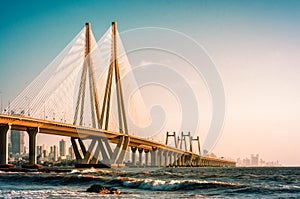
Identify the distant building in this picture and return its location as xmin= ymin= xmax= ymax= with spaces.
xmin=42 ymin=144 xmax=48 ymax=158
xmin=42 ymin=151 xmax=48 ymax=159
xmin=49 ymin=145 xmax=58 ymax=161
xmin=243 ymin=158 xmax=251 ymax=166
xmin=49 ymin=146 xmax=53 ymax=160
xmin=237 ymin=154 xmax=281 ymax=167
xmin=59 ymin=139 xmax=66 ymax=157
xmin=37 ymin=146 xmax=43 ymax=157
xmin=68 ymin=146 xmax=75 ymax=160
xmin=251 ymin=154 xmax=259 ymax=166
xmin=11 ymin=130 xmax=25 ymax=154
xmin=53 ymin=145 xmax=57 ymax=161
xmin=42 ymin=144 xmax=47 ymax=151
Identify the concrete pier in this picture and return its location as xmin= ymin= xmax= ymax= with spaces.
xmin=131 ymin=147 xmax=137 ymax=166
xmin=177 ymin=154 xmax=182 ymax=167
xmin=150 ymin=147 xmax=157 ymax=167
xmin=164 ymin=151 xmax=169 ymax=166
xmin=173 ymin=153 xmax=178 ymax=166
xmin=27 ymin=127 xmax=39 ymax=165
xmin=138 ymin=148 xmax=143 ymax=166
xmin=144 ymin=150 xmax=149 ymax=166
xmin=169 ymin=152 xmax=173 ymax=167
xmin=21 ymin=127 xmax=42 ymax=169
xmin=0 ymin=125 xmax=9 ymax=166
xmin=158 ymin=149 xmax=163 ymax=167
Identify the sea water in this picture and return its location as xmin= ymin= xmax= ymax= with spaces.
xmin=0 ymin=167 xmax=299 ymax=198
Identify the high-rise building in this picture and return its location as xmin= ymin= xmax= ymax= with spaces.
xmin=11 ymin=130 xmax=25 ymax=154
xmin=53 ymin=145 xmax=57 ymax=161
xmin=68 ymin=146 xmax=74 ymax=160
xmin=49 ymin=145 xmax=58 ymax=161
xmin=49 ymin=146 xmax=53 ymax=159
xmin=37 ymin=146 xmax=43 ymax=157
xmin=42 ymin=144 xmax=48 ymax=159
xmin=59 ymin=139 xmax=66 ymax=157
xmin=242 ymin=157 xmax=250 ymax=166
xmin=49 ymin=145 xmax=57 ymax=161
xmin=251 ymin=154 xmax=259 ymax=166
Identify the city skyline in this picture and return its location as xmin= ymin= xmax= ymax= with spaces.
xmin=8 ymin=133 xmax=281 ymax=167
xmin=0 ymin=1 xmax=300 ymax=166
xmin=8 ymin=134 xmax=76 ymax=166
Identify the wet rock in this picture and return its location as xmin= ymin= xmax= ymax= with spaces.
xmin=86 ymin=184 xmax=120 ymax=194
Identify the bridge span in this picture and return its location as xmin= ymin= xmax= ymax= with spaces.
xmin=0 ymin=114 xmax=235 ymax=168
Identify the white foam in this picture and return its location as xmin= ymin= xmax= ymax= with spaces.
xmin=121 ymin=178 xmax=239 ymax=191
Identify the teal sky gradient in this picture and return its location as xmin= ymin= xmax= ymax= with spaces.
xmin=0 ymin=0 xmax=300 ymax=165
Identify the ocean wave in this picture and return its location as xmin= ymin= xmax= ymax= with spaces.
xmin=0 ymin=172 xmax=240 ymax=191
xmin=120 ymin=178 xmax=240 ymax=191
xmin=70 ymin=168 xmax=121 ymax=174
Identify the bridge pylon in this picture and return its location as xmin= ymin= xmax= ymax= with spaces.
xmin=165 ymin=131 xmax=178 ymax=148
xmin=192 ymin=136 xmax=201 ymax=155
xmin=71 ymin=22 xmax=130 ymax=168
xmin=99 ymin=21 xmax=130 ymax=165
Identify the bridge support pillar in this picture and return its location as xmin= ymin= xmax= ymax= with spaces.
xmin=194 ymin=157 xmax=197 ymax=166
xmin=164 ymin=151 xmax=169 ymax=166
xmin=23 ymin=127 xmax=41 ymax=169
xmin=157 ymin=149 xmax=163 ymax=167
xmin=188 ymin=155 xmax=193 ymax=166
xmin=28 ymin=127 xmax=39 ymax=165
xmin=131 ymin=147 xmax=137 ymax=166
xmin=138 ymin=148 xmax=143 ymax=166
xmin=169 ymin=152 xmax=173 ymax=167
xmin=180 ymin=155 xmax=185 ymax=166
xmin=184 ymin=155 xmax=188 ymax=167
xmin=144 ymin=150 xmax=149 ymax=166
xmin=182 ymin=155 xmax=186 ymax=166
xmin=0 ymin=125 xmax=13 ymax=168
xmin=183 ymin=154 xmax=187 ymax=166
xmin=184 ymin=155 xmax=189 ymax=166
xmin=177 ymin=154 xmax=181 ymax=167
xmin=151 ymin=147 xmax=157 ymax=167
xmin=191 ymin=156 xmax=196 ymax=167
xmin=173 ymin=153 xmax=178 ymax=167
xmin=196 ymin=157 xmax=201 ymax=167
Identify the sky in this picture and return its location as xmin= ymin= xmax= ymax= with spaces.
xmin=0 ymin=0 xmax=300 ymax=165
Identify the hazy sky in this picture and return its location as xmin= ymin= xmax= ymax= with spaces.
xmin=0 ymin=0 xmax=299 ymax=165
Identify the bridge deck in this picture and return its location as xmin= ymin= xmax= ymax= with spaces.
xmin=0 ymin=114 xmax=236 ymax=166
xmin=0 ymin=114 xmax=192 ymax=154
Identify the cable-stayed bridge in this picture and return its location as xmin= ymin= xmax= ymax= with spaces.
xmin=0 ymin=22 xmax=235 ymax=168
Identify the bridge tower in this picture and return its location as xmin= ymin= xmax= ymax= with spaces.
xmin=71 ymin=22 xmax=130 ymax=167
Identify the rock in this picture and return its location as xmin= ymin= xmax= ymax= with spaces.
xmin=86 ymin=184 xmax=120 ymax=194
